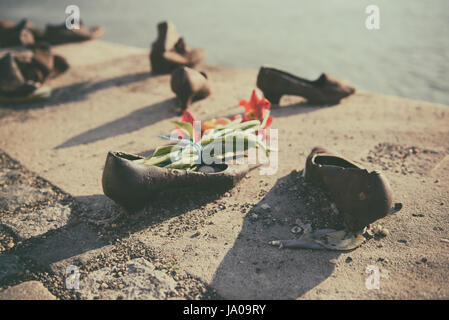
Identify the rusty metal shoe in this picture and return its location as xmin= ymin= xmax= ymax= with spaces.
xmin=170 ymin=66 xmax=211 ymax=113
xmin=102 ymin=151 xmax=249 ymax=212
xmin=304 ymin=146 xmax=393 ymax=232
xmin=26 ymin=42 xmax=70 ymax=81
xmin=43 ymin=21 xmax=105 ymax=45
xmin=257 ymin=66 xmax=356 ymax=105
xmin=0 ymin=46 xmax=69 ymax=102
xmin=0 ymin=52 xmax=41 ymax=99
xmin=150 ymin=21 xmax=206 ymax=74
xmin=0 ymin=19 xmax=36 ymax=48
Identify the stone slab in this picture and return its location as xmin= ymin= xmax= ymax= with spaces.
xmin=0 ymin=281 xmax=56 ymax=300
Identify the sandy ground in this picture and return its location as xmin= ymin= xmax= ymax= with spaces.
xmin=0 ymin=40 xmax=448 ymax=299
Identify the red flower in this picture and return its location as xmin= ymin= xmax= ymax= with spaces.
xmin=176 ymin=90 xmax=273 ymax=141
xmin=181 ymin=109 xmax=195 ymax=125
xmin=179 ymin=110 xmax=231 ymax=134
xmin=175 ymin=110 xmax=198 ymax=140
xmin=238 ymin=89 xmax=272 ymax=128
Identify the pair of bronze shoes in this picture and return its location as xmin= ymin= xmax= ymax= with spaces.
xmin=102 ymin=146 xmax=396 ymax=230
xmin=257 ymin=66 xmax=356 ymax=105
xmin=43 ymin=21 xmax=105 ymax=45
xmin=150 ymin=21 xmax=206 ymax=74
xmin=150 ymin=21 xmax=209 ymax=113
xmin=0 ymin=18 xmax=104 ymax=48
xmin=0 ymin=43 xmax=69 ymax=102
xmin=0 ymin=19 xmax=39 ymax=48
xmin=169 ymin=65 xmax=356 ymax=115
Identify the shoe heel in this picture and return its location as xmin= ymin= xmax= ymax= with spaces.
xmin=179 ymin=95 xmax=193 ymax=113
xmin=262 ymin=91 xmax=282 ymax=105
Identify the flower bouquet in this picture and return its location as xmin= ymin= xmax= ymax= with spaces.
xmin=102 ymin=90 xmax=274 ymax=212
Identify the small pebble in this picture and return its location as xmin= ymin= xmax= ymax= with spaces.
xmin=191 ymin=231 xmax=201 ymax=238
xmin=302 ymin=224 xmax=312 ymax=233
xmin=291 ymin=226 xmax=302 ymax=234
xmin=373 ymin=224 xmax=389 ymax=237
xmin=379 ymin=228 xmax=390 ymax=237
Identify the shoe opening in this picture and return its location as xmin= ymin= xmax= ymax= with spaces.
xmin=314 ymin=155 xmax=358 ymax=169
xmin=115 ymin=152 xmax=142 ymax=161
xmin=196 ymin=164 xmax=228 ymax=173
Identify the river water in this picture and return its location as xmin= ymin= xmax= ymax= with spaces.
xmin=1 ymin=0 xmax=448 ymax=105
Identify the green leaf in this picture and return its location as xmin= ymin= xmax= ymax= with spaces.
xmin=133 ymin=145 xmax=182 ymax=165
xmin=256 ymin=140 xmax=270 ymax=157
xmin=164 ymin=157 xmax=196 ymax=169
xmin=260 ymin=109 xmax=271 ymax=129
xmin=146 ymin=145 xmax=181 ymax=160
xmin=236 ymin=120 xmax=261 ymax=131
xmin=202 ymin=132 xmax=261 ymax=156
xmin=141 ymin=149 xmax=182 ymax=166
xmin=171 ymin=121 xmax=194 ymax=140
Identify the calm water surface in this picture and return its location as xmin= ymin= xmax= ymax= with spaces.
xmin=1 ymin=0 xmax=448 ymax=105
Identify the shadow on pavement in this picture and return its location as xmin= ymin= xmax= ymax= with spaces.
xmin=209 ymin=171 xmax=343 ymax=299
xmin=0 ymin=71 xmax=154 ymax=111
xmin=55 ymin=97 xmax=177 ymax=149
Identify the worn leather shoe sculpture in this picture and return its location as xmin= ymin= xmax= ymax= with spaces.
xmin=170 ymin=66 xmax=211 ymax=113
xmin=0 ymin=18 xmax=104 ymax=47
xmin=43 ymin=21 xmax=105 ymax=44
xmin=102 ymin=151 xmax=249 ymax=212
xmin=150 ymin=21 xmax=206 ymax=74
xmin=0 ymin=44 xmax=69 ymax=102
xmin=304 ymin=146 xmax=393 ymax=232
xmin=257 ymin=66 xmax=356 ymax=105
xmin=24 ymin=42 xmax=70 ymax=81
xmin=0 ymin=19 xmax=39 ymax=47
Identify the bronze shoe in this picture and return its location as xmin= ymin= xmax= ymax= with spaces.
xmin=0 ymin=19 xmax=36 ymax=48
xmin=150 ymin=21 xmax=206 ymax=74
xmin=43 ymin=21 xmax=105 ymax=45
xmin=304 ymin=146 xmax=393 ymax=232
xmin=257 ymin=66 xmax=356 ymax=105
xmin=102 ymin=151 xmax=249 ymax=212
xmin=170 ymin=66 xmax=210 ymax=113
xmin=27 ymin=42 xmax=70 ymax=81
xmin=0 ymin=53 xmax=37 ymax=97
xmin=0 ymin=46 xmax=69 ymax=101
